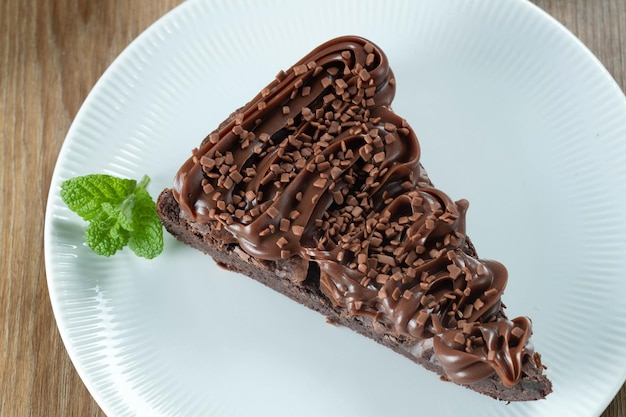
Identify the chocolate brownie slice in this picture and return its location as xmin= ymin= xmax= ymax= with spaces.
xmin=157 ymin=36 xmax=552 ymax=401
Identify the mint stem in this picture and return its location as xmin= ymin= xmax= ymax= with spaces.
xmin=136 ymin=174 xmax=150 ymax=190
xmin=118 ymin=193 xmax=136 ymax=224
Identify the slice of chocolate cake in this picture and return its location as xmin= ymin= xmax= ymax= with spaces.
xmin=157 ymin=36 xmax=552 ymax=401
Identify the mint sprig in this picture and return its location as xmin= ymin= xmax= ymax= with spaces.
xmin=60 ymin=174 xmax=163 ymax=259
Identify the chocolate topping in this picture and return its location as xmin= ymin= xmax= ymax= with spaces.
xmin=173 ymin=36 xmax=533 ymax=388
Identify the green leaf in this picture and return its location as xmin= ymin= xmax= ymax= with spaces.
xmin=61 ymin=174 xmax=136 ymax=221
xmin=101 ymin=201 xmax=134 ymax=232
xmin=85 ymin=217 xmax=130 ymax=257
xmin=60 ymin=173 xmax=164 ymax=259
xmin=128 ymin=187 xmax=164 ymax=259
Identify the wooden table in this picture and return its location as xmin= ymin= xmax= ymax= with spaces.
xmin=1 ymin=0 xmax=624 ymax=415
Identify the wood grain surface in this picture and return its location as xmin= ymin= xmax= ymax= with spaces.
xmin=1 ymin=1 xmax=624 ymax=416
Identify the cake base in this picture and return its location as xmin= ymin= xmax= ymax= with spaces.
xmin=157 ymin=189 xmax=552 ymax=402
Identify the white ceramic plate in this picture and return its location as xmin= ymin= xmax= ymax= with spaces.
xmin=45 ymin=0 xmax=626 ymax=416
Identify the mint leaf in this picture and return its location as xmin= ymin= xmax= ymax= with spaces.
xmin=101 ymin=201 xmax=134 ymax=232
xmin=60 ymin=174 xmax=164 ymax=259
xmin=85 ymin=216 xmax=131 ymax=257
xmin=61 ymin=175 xmax=137 ymax=221
xmin=127 ymin=187 xmax=164 ymax=259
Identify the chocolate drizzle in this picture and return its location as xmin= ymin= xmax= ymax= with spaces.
xmin=173 ymin=36 xmax=533 ymax=388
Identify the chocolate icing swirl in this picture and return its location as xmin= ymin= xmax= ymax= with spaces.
xmin=173 ymin=36 xmax=533 ymax=387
